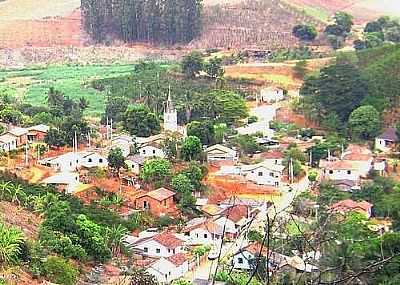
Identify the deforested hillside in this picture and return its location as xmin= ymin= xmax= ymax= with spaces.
xmin=189 ymin=0 xmax=323 ymax=50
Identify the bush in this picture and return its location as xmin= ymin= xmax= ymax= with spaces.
xmin=42 ymin=256 xmax=79 ymax=285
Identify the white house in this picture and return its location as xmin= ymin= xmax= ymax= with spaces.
xmin=0 ymin=134 xmax=17 ymax=152
xmin=125 ymin=155 xmax=147 ymax=175
xmin=258 ymin=87 xmax=285 ymax=103
xmin=147 ymin=253 xmax=189 ymax=284
xmin=213 ymin=205 xmax=251 ymax=238
xmin=182 ymin=217 xmax=223 ymax=245
xmin=205 ymin=144 xmax=237 ymax=162
xmin=42 ymin=172 xmax=80 ymax=194
xmin=241 ymin=161 xmax=285 ymax=187
xmin=341 ymin=145 xmax=373 ymax=178
xmin=236 ymin=121 xmax=275 ymax=138
xmin=111 ymin=134 xmax=134 ymax=157
xmin=375 ymin=128 xmax=398 ymax=152
xmin=39 ymin=151 xmax=108 ymax=172
xmin=138 ymin=143 xmax=165 ymax=158
xmin=131 ymin=232 xmax=184 ymax=258
xmin=232 ymin=242 xmax=286 ymax=271
xmin=322 ymin=160 xmax=359 ymax=182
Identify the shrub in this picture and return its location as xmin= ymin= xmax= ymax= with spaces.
xmin=41 ymin=256 xmax=79 ymax=285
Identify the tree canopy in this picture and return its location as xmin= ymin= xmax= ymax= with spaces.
xmin=292 ymin=24 xmax=317 ymax=41
xmin=123 ymin=104 xmax=161 ymax=137
xmin=348 ymin=105 xmax=381 ymax=140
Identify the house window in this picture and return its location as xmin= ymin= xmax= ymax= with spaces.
xmin=142 ymin=150 xmax=146 ymax=154
xmin=329 ymin=170 xmax=333 ymax=174
xmin=144 ymin=247 xmax=148 ymax=253
xmin=153 ymin=149 xmax=156 ymax=154
xmin=269 ymin=172 xmax=274 ymax=177
xmin=156 ymin=248 xmax=161 ymax=253
xmin=165 ymin=274 xmax=168 ymax=279
xmin=275 ymin=159 xmax=278 ymax=164
xmin=88 ymin=158 xmax=92 ymax=163
xmin=347 ymin=170 xmax=351 ymax=175
xmin=173 ymin=249 xmax=175 ymax=254
xmin=185 ymin=232 xmax=189 ymax=236
xmin=99 ymin=158 xmax=103 ymax=163
xmin=143 ymin=201 xmax=149 ymax=209
xmin=238 ymin=257 xmax=244 ymax=264
xmin=258 ymin=171 xmax=263 ymax=177
xmin=164 ymin=200 xmax=167 ymax=206
xmin=204 ymin=233 xmax=208 ymax=238
xmin=69 ymin=162 xmax=72 ymax=166
xmin=168 ymin=249 xmax=171 ymax=253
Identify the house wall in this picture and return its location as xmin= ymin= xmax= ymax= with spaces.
xmin=243 ymin=167 xmax=281 ymax=186
xmin=233 ymin=251 xmax=255 ymax=270
xmin=264 ymin=158 xmax=283 ymax=166
xmin=207 ymin=150 xmax=236 ymax=161
xmin=214 ymin=217 xmax=237 ymax=235
xmin=10 ymin=134 xmax=28 ymax=147
xmin=135 ymin=240 xmax=182 ymax=258
xmin=0 ymin=140 xmax=17 ymax=152
xmin=139 ymin=145 xmax=165 ymax=158
xmin=324 ymin=169 xmax=359 ymax=181
xmin=260 ymin=89 xmax=284 ymax=103
xmin=148 ymin=258 xmax=188 ymax=284
xmin=375 ymin=138 xmax=390 ymax=152
xmin=135 ymin=196 xmax=174 ymax=217
xmin=184 ymin=228 xmax=221 ymax=245
xmin=126 ymin=161 xmax=141 ymax=175
xmin=81 ymin=153 xmax=108 ymax=168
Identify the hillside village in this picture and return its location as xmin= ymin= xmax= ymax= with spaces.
xmin=0 ymin=1 xmax=400 ymax=285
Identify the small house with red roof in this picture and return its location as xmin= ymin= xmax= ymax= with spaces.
xmin=232 ymin=242 xmax=286 ymax=271
xmin=6 ymin=126 xmax=28 ymax=147
xmin=147 ymin=253 xmax=189 ymax=284
xmin=131 ymin=231 xmax=185 ymax=258
xmin=27 ymin=124 xmax=50 ymax=141
xmin=135 ymin=188 xmax=176 ymax=217
xmin=329 ymin=199 xmax=373 ymax=219
xmin=214 ymin=205 xmax=251 ymax=239
xmin=322 ymin=160 xmax=360 ymax=182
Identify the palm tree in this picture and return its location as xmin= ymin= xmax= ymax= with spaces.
xmin=107 ymin=225 xmax=128 ymax=257
xmin=0 ymin=223 xmax=25 ymax=266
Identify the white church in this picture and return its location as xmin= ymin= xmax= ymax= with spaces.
xmin=164 ymin=92 xmax=178 ymax=132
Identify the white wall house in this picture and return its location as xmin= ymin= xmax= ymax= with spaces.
xmin=0 ymin=134 xmax=17 ymax=152
xmin=125 ymin=155 xmax=146 ymax=175
xmin=183 ymin=217 xmax=223 ymax=245
xmin=236 ymin=121 xmax=275 ymax=138
xmin=322 ymin=161 xmax=359 ymax=182
xmin=39 ymin=152 xmax=108 ymax=172
xmin=258 ymin=87 xmax=285 ymax=103
xmin=131 ymin=232 xmax=184 ymax=258
xmin=241 ymin=161 xmax=285 ymax=187
xmin=375 ymin=128 xmax=398 ymax=152
xmin=138 ymin=144 xmax=165 ymax=158
xmin=205 ymin=144 xmax=237 ymax=161
xmin=147 ymin=254 xmax=189 ymax=284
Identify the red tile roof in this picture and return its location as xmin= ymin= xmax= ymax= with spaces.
xmin=167 ymin=253 xmax=187 ymax=266
xmin=243 ymin=242 xmax=268 ymax=256
xmin=330 ymin=199 xmax=373 ymax=214
xmin=153 ymin=232 xmax=183 ymax=249
xmin=342 ymin=153 xmax=372 ymax=162
xmin=325 ymin=160 xmax=356 ymax=170
xmin=220 ymin=205 xmax=249 ymax=223
xmin=259 ymin=150 xmax=284 ymax=159
xmin=140 ymin=188 xmax=175 ymax=201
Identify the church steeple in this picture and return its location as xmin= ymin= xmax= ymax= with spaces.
xmin=163 ymin=85 xmax=178 ymax=132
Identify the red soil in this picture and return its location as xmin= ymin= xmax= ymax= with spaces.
xmin=0 ymin=9 xmax=84 ymax=49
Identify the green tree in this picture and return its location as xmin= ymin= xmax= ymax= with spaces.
xmin=187 ymin=120 xmax=215 ymax=145
xmin=204 ymin=57 xmax=225 ymax=79
xmin=300 ymin=63 xmax=368 ymax=125
xmin=212 ymin=90 xmax=248 ymax=124
xmin=140 ymin=159 xmax=172 ymax=184
xmin=127 ymin=268 xmax=157 ymax=285
xmin=181 ymin=136 xmax=202 ymax=161
xmin=171 ymin=173 xmax=194 ymax=195
xmin=232 ymin=135 xmax=258 ymax=156
xmin=0 ymin=106 xmax=23 ymax=124
xmin=106 ymin=224 xmax=128 ymax=257
xmin=44 ymin=128 xmax=66 ymax=148
xmin=107 ymin=148 xmax=126 ymax=176
xmin=41 ymin=256 xmax=79 ymax=285
xmin=123 ymin=104 xmax=161 ymax=137
xmin=181 ymin=51 xmax=204 ymax=79
xmin=348 ymin=105 xmax=380 ymax=140
xmin=292 ymin=24 xmax=317 ymax=41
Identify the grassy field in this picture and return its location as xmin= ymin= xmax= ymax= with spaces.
xmin=0 ymin=64 xmax=135 ymax=117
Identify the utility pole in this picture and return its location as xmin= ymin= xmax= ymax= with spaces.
xmin=106 ymin=117 xmax=109 ymax=140
xmin=87 ymin=132 xmax=91 ymax=149
xmin=74 ymin=131 xmax=78 ymax=153
xmin=110 ymin=118 xmax=113 ymax=142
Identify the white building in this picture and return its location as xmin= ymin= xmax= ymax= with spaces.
xmin=138 ymin=143 xmax=165 ymax=158
xmin=0 ymin=134 xmax=17 ymax=152
xmin=375 ymin=128 xmax=398 ymax=152
xmin=182 ymin=217 xmax=223 ymax=245
xmin=236 ymin=121 xmax=275 ymax=138
xmin=130 ymin=232 xmax=184 ymax=258
xmin=147 ymin=253 xmax=189 ymax=284
xmin=205 ymin=144 xmax=237 ymax=162
xmin=258 ymin=87 xmax=285 ymax=103
xmin=241 ymin=161 xmax=285 ymax=187
xmin=39 ymin=151 xmax=108 ymax=172
xmin=322 ymin=160 xmax=359 ymax=182
xmin=164 ymin=92 xmax=178 ymax=132
xmin=125 ymin=155 xmax=147 ymax=175
xmin=42 ymin=172 xmax=80 ymax=194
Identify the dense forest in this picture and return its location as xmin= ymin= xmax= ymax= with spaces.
xmin=81 ymin=0 xmax=203 ymax=44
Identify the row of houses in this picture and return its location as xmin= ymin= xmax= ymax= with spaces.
xmin=0 ymin=124 xmax=49 ymax=152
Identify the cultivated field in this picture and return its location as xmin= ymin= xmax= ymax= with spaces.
xmin=0 ymin=64 xmax=135 ymax=117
